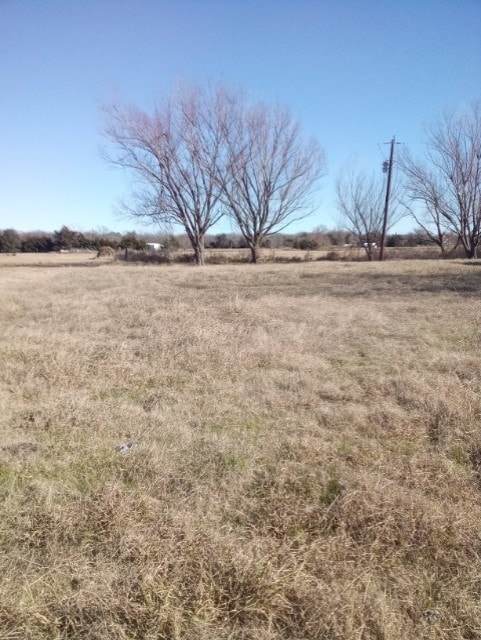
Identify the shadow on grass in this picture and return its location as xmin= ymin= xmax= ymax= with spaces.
xmin=299 ymin=266 xmax=481 ymax=299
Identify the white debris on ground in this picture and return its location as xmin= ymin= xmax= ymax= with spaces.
xmin=116 ymin=442 xmax=140 ymax=455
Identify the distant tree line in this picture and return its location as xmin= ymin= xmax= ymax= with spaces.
xmin=0 ymin=224 xmax=446 ymax=255
xmin=0 ymin=226 xmax=148 ymax=253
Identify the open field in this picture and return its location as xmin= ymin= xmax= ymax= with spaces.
xmin=0 ymin=252 xmax=98 ymax=267
xmin=1 ymin=258 xmax=481 ymax=639
xmin=0 ymin=244 xmax=443 ymax=269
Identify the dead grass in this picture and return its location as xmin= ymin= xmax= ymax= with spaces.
xmin=0 ymin=252 xmax=98 ymax=268
xmin=1 ymin=258 xmax=481 ymax=638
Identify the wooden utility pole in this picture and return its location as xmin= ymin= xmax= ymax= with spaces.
xmin=379 ymin=136 xmax=396 ymax=261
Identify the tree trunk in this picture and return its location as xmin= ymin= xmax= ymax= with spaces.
xmin=364 ymin=248 xmax=373 ymax=261
xmin=466 ymin=245 xmax=478 ymax=259
xmin=249 ymin=244 xmax=261 ymax=264
xmin=193 ymin=239 xmax=206 ymax=266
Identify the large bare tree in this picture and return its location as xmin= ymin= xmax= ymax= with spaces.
xmin=400 ymin=102 xmax=481 ymax=258
xmin=103 ymin=86 xmax=225 ymax=265
xmin=219 ymin=99 xmax=326 ymax=263
xmin=399 ymin=164 xmax=453 ymax=256
xmin=336 ymin=168 xmax=404 ymax=261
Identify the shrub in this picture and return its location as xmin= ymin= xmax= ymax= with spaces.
xmin=0 ymin=229 xmax=21 ymax=253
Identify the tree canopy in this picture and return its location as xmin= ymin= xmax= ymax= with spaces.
xmin=102 ymin=84 xmax=326 ymax=264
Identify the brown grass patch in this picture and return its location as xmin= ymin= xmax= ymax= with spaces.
xmin=1 ymin=259 xmax=481 ymax=638
xmin=0 ymin=251 xmax=98 ymax=269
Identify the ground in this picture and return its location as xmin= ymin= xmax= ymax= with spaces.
xmin=1 ymin=255 xmax=481 ymax=639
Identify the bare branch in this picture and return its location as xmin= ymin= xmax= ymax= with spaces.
xmin=102 ymin=86 xmax=225 ymax=265
xmin=218 ymin=96 xmax=326 ymax=263
xmin=399 ymin=102 xmax=481 ymax=258
xmin=336 ymin=166 xmax=405 ymax=260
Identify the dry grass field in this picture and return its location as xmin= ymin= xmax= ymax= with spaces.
xmin=0 ymin=243 xmax=442 ymax=269
xmin=0 ymin=252 xmax=99 ymax=267
xmin=1 ymin=255 xmax=481 ymax=639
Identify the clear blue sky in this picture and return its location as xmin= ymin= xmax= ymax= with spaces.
xmin=1 ymin=0 xmax=480 ymax=235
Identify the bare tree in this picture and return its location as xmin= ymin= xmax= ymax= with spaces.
xmin=399 ymin=162 xmax=453 ymax=255
xmin=400 ymin=102 xmax=481 ymax=258
xmin=336 ymin=168 xmax=404 ymax=260
xmin=219 ymin=99 xmax=326 ymax=263
xmin=102 ymin=86 xmax=225 ymax=265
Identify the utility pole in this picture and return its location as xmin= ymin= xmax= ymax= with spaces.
xmin=379 ymin=136 xmax=396 ymax=261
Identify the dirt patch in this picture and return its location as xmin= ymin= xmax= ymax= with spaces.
xmin=1 ymin=442 xmax=40 ymax=456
